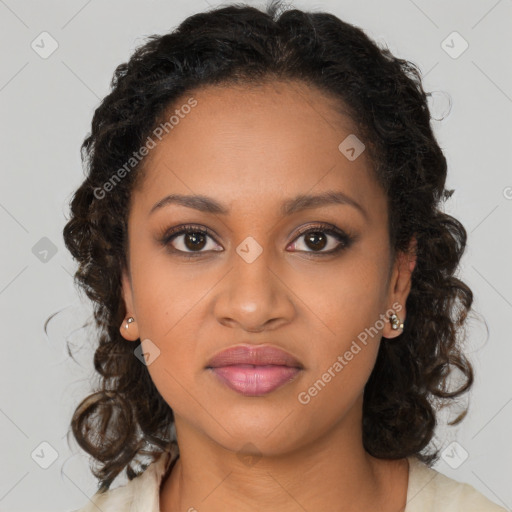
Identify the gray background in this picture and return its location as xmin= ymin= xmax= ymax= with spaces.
xmin=0 ymin=0 xmax=511 ymax=511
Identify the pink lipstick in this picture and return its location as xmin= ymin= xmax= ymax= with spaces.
xmin=206 ymin=345 xmax=303 ymax=396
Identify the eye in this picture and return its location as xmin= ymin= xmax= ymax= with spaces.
xmin=161 ymin=224 xmax=222 ymax=256
xmin=159 ymin=222 xmax=355 ymax=258
xmin=287 ymin=222 xmax=354 ymax=255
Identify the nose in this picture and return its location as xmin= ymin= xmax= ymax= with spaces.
xmin=212 ymin=245 xmax=295 ymax=333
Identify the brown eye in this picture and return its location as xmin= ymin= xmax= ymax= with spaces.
xmin=162 ymin=225 xmax=223 ymax=255
xmin=288 ymin=223 xmax=354 ymax=255
xmin=183 ymin=231 xmax=207 ymax=251
xmin=304 ymin=231 xmax=328 ymax=251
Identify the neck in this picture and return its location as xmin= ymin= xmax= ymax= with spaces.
xmin=159 ymin=402 xmax=409 ymax=512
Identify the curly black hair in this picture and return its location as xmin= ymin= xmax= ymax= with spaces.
xmin=62 ymin=0 xmax=474 ymax=492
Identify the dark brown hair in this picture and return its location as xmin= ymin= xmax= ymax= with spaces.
xmin=62 ymin=0 xmax=474 ymax=492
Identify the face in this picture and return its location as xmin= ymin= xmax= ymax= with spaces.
xmin=120 ymin=80 xmax=415 ymax=457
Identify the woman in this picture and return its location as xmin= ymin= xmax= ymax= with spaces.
xmin=64 ymin=1 xmax=506 ymax=510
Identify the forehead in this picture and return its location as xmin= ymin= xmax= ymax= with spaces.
xmin=131 ymin=80 xmax=384 ymax=220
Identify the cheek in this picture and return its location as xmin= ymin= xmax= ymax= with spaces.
xmin=289 ymin=271 xmax=387 ymax=440
xmin=292 ymin=248 xmax=390 ymax=344
xmin=289 ymin=247 xmax=390 ymax=393
xmin=130 ymin=240 xmax=215 ymax=339
xmin=135 ymin=305 xmax=203 ymax=420
xmin=127 ymin=248 xmax=221 ymax=409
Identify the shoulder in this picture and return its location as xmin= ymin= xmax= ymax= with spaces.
xmin=405 ymin=455 xmax=507 ymax=512
xmin=70 ymin=448 xmax=177 ymax=512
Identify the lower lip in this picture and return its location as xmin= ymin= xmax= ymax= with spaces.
xmin=208 ymin=364 xmax=301 ymax=396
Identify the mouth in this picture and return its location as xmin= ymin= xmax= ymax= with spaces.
xmin=205 ymin=344 xmax=303 ymax=396
xmin=208 ymin=364 xmax=302 ymax=396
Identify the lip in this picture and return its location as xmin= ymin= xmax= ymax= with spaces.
xmin=206 ymin=344 xmax=303 ymax=369
xmin=209 ymin=365 xmax=301 ymax=396
xmin=206 ymin=344 xmax=303 ymax=397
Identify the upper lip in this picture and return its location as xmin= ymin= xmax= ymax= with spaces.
xmin=206 ymin=344 xmax=303 ymax=369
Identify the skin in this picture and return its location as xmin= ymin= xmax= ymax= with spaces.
xmin=119 ymin=80 xmax=416 ymax=512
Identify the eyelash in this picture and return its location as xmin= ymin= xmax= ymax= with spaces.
xmin=159 ymin=222 xmax=355 ymax=259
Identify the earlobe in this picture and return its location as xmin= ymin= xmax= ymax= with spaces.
xmin=383 ymin=307 xmax=405 ymax=340
xmin=383 ymin=236 xmax=417 ymax=339
xmin=119 ymin=267 xmax=139 ymax=341
xmin=120 ymin=315 xmax=139 ymax=341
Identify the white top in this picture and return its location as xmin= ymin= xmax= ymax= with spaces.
xmin=72 ymin=449 xmax=507 ymax=511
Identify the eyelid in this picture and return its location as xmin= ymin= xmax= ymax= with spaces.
xmin=159 ymin=221 xmax=355 ymax=256
xmin=292 ymin=221 xmax=347 ymax=239
xmin=160 ymin=223 xmax=222 ymax=251
xmin=160 ymin=223 xmax=216 ymax=239
xmin=288 ymin=222 xmax=354 ymax=253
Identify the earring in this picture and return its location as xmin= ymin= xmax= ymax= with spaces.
xmin=389 ymin=311 xmax=404 ymax=331
xmin=124 ymin=317 xmax=135 ymax=330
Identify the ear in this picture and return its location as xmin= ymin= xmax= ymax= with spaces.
xmin=119 ymin=266 xmax=140 ymax=341
xmin=382 ymin=236 xmax=417 ymax=339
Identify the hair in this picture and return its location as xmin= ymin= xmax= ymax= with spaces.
xmin=62 ymin=0 xmax=474 ymax=492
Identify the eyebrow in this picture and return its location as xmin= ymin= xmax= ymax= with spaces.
xmin=149 ymin=191 xmax=367 ymax=219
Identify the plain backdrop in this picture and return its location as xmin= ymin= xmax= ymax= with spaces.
xmin=0 ymin=0 xmax=511 ymax=511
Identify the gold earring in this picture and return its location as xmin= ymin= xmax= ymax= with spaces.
xmin=389 ymin=312 xmax=404 ymax=331
xmin=124 ymin=317 xmax=135 ymax=330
